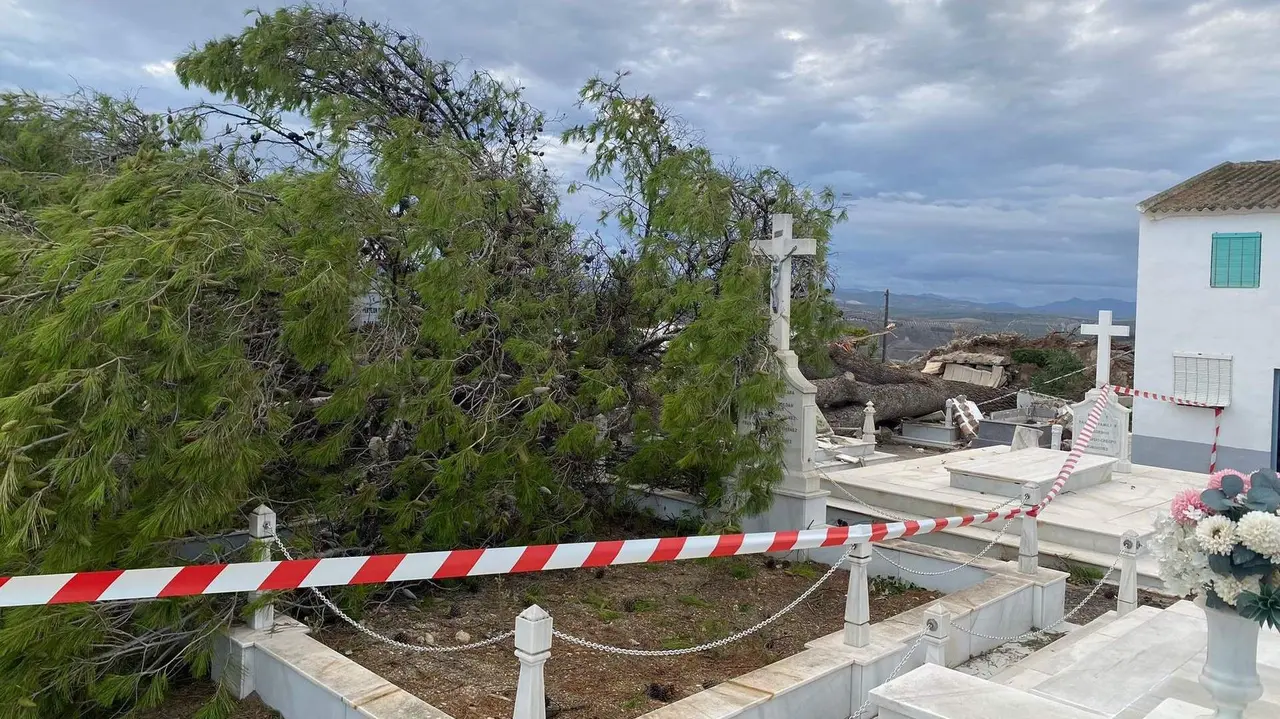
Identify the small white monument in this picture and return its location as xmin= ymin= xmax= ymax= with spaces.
xmin=1074 ymin=310 xmax=1132 ymax=472
xmin=742 ymin=213 xmax=828 ymax=532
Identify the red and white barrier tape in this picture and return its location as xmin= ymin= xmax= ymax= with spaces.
xmin=1109 ymin=384 xmax=1224 ymax=473
xmin=1035 ymin=386 xmax=1112 ymax=513
xmin=1109 ymin=385 xmax=1217 ymax=408
xmin=0 ymin=386 xmax=1136 ymax=609
xmin=0 ymin=507 xmax=1032 ymax=608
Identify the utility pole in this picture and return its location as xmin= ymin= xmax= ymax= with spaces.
xmin=881 ymin=289 xmax=890 ymax=363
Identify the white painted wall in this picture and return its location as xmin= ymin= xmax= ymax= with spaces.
xmin=1134 ymin=209 xmax=1280 ymax=469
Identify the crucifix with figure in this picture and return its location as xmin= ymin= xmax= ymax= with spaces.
xmin=740 ymin=213 xmax=828 ymax=535
xmin=751 ymin=213 xmax=817 ymax=358
xmin=1082 ymin=309 xmax=1130 ymax=387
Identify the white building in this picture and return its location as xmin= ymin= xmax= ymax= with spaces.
xmin=1133 ymin=160 xmax=1280 ymax=473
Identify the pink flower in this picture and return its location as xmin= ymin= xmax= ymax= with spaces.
xmin=1208 ymin=469 xmax=1252 ymax=493
xmin=1170 ymin=489 xmax=1210 ymax=525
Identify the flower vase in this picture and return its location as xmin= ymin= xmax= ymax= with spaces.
xmin=1199 ymin=603 xmax=1263 ymax=718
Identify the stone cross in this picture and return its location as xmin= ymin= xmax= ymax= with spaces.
xmin=739 ymin=213 xmax=827 ymax=534
xmin=752 ymin=214 xmax=817 ymax=354
xmin=1081 ymin=310 xmax=1129 ymax=388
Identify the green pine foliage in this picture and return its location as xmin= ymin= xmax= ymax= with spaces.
xmin=0 ymin=5 xmax=844 ymax=715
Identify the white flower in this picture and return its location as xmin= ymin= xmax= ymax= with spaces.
xmin=1184 ymin=506 xmax=1207 ymax=523
xmin=1212 ymin=574 xmax=1262 ymax=607
xmin=1150 ymin=512 xmax=1216 ymax=596
xmin=1196 ymin=515 xmax=1238 ymax=555
xmin=1236 ymin=511 xmax=1280 ymax=557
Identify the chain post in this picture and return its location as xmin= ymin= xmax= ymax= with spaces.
xmin=1018 ymin=483 xmax=1039 ymax=575
xmin=924 ymin=604 xmax=951 ymax=666
xmin=1118 ymin=531 xmax=1140 ymax=616
xmin=514 ymin=605 xmax=552 ymax=719
xmin=843 ymin=542 xmax=872 ymax=648
xmin=247 ymin=505 xmax=275 ymax=631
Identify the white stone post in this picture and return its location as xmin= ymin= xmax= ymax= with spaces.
xmin=1019 ymin=483 xmax=1039 ymax=575
xmin=1051 ymin=424 xmax=1064 ymax=451
xmin=1118 ymin=531 xmax=1139 ymax=616
xmin=862 ymin=401 xmax=877 ymax=445
xmin=248 ymin=505 xmax=276 ymax=631
xmin=514 ymin=605 xmax=553 ymax=719
xmin=924 ymin=604 xmax=951 ymax=666
xmin=944 ymin=399 xmax=955 ymax=429
xmin=843 ymin=543 xmax=871 ymax=648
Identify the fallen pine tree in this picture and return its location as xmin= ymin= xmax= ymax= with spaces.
xmin=810 ymin=343 xmax=1015 ymax=428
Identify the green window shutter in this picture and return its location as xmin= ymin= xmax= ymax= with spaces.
xmin=1210 ymin=232 xmax=1262 ymax=288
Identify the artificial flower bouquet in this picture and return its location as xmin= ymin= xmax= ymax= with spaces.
xmin=1151 ymin=469 xmax=1280 ymax=629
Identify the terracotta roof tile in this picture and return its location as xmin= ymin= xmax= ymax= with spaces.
xmin=1139 ymin=160 xmax=1280 ymax=214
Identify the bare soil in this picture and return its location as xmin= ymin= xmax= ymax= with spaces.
xmin=1063 ymin=580 xmax=1179 ymax=625
xmin=316 ymin=555 xmax=941 ymax=719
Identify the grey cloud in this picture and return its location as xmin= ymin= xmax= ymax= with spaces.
xmin=4 ymin=0 xmax=1278 ymax=305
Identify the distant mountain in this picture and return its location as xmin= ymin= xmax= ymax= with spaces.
xmin=833 ymin=289 xmax=1135 ymax=321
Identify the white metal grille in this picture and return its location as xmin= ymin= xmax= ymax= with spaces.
xmin=1173 ymin=353 xmax=1232 ymax=407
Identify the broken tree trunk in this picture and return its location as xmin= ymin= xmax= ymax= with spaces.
xmin=813 ymin=373 xmax=859 ymax=408
xmin=809 ymin=342 xmax=1016 ymax=423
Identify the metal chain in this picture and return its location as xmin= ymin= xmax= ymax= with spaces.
xmin=850 ymin=634 xmax=924 ymax=718
xmin=271 ymin=536 xmax=514 ymax=653
xmin=949 ymin=549 xmax=1128 ymax=642
xmin=872 ymin=515 xmax=1016 ymax=577
xmin=553 ymin=549 xmax=852 ymax=657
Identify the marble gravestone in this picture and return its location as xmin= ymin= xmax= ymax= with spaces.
xmin=1071 ymin=391 xmax=1132 ymax=473
xmin=1074 ymin=310 xmax=1134 ymax=473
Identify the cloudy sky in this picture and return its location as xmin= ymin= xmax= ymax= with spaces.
xmin=4 ymin=0 xmax=1280 ymax=304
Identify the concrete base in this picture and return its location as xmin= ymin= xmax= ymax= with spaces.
xmin=742 ymin=485 xmax=830 ymax=534
xmin=972 ymin=417 xmax=1055 ymax=449
xmin=900 ymin=421 xmax=963 ymax=450
xmin=213 ymin=617 xmax=453 ymax=718
xmin=1133 ymin=434 xmax=1271 ymax=474
xmin=947 ymin=448 xmax=1116 ymax=499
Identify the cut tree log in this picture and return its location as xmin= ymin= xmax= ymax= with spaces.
xmin=808 ymin=342 xmax=1017 ymax=424
xmin=813 ymin=372 xmax=859 ymax=408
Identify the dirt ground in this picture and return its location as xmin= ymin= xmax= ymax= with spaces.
xmin=316 ymin=555 xmax=940 ymax=719
xmin=146 ymin=568 xmax=1180 ymax=718
xmin=1063 ymin=579 xmax=1179 ymax=625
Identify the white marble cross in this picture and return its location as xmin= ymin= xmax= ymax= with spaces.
xmin=1081 ymin=310 xmax=1130 ymax=387
xmin=751 ymin=214 xmax=817 ymax=354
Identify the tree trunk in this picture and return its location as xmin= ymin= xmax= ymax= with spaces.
xmin=813 ymin=373 xmax=859 ymax=408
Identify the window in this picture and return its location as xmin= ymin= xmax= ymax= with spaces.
xmin=1211 ymin=232 xmax=1261 ymax=288
xmin=1173 ymin=353 xmax=1232 ymax=406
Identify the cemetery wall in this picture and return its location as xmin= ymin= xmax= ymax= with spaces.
xmin=1134 ymin=210 xmax=1280 ymax=472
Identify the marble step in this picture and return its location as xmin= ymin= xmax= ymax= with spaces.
xmin=992 ymin=607 xmax=1163 ymax=691
xmin=1029 ymin=604 xmax=1209 ymax=715
xmin=870 ymin=662 xmax=1104 ymax=719
xmin=821 ymin=474 xmax=1137 ymax=556
xmin=825 ymin=496 xmax=1166 ymax=590
xmin=947 ymin=448 xmax=1116 ymax=500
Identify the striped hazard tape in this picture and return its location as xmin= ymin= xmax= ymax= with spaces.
xmin=0 ymin=386 xmax=1132 ymax=609
xmin=1035 ymin=385 xmax=1112 ymax=512
xmin=0 ymin=507 xmax=1031 ymax=608
xmin=1109 ymin=384 xmax=1224 ymax=473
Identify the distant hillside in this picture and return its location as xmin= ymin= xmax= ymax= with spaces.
xmin=835 ymin=288 xmax=1136 ymax=362
xmin=835 ymin=289 xmax=1135 ymax=321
